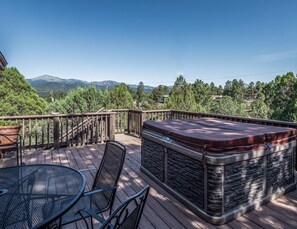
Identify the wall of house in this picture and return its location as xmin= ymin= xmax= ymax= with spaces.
xmin=0 ymin=52 xmax=8 ymax=70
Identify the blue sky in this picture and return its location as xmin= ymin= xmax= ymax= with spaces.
xmin=1 ymin=0 xmax=297 ymax=86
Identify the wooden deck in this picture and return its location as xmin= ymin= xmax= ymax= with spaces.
xmin=1 ymin=134 xmax=297 ymax=229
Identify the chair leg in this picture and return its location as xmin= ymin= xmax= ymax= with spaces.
xmin=91 ymin=219 xmax=94 ymax=229
xmin=77 ymin=211 xmax=90 ymax=229
xmin=16 ymin=144 xmax=19 ymax=166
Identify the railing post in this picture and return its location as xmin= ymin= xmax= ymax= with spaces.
xmin=109 ymin=113 xmax=115 ymax=140
xmin=169 ymin=110 xmax=174 ymax=119
xmin=140 ymin=111 xmax=147 ymax=137
xmin=127 ymin=110 xmax=131 ymax=134
xmin=52 ymin=113 xmax=60 ymax=149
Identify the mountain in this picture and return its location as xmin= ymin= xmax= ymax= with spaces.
xmin=26 ymin=75 xmax=155 ymax=97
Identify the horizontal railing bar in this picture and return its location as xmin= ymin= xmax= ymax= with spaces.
xmin=0 ymin=112 xmax=116 ymax=120
xmin=172 ymin=110 xmax=297 ymax=128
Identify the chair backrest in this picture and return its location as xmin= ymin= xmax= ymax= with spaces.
xmin=100 ymin=185 xmax=150 ymax=229
xmin=92 ymin=140 xmax=126 ymax=212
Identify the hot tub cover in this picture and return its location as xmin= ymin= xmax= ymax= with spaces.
xmin=143 ymin=118 xmax=297 ymax=153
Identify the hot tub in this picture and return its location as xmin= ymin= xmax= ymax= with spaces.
xmin=140 ymin=118 xmax=297 ymax=224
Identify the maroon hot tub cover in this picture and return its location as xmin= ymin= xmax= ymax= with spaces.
xmin=143 ymin=118 xmax=297 ymax=153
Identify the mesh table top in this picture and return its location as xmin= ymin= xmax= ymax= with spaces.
xmin=0 ymin=164 xmax=86 ymax=229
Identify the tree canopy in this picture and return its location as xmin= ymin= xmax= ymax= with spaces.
xmin=107 ymin=83 xmax=135 ymax=109
xmin=166 ymin=75 xmax=198 ymax=111
xmin=211 ymin=96 xmax=247 ymax=116
xmin=266 ymin=72 xmax=297 ymax=121
xmin=192 ymin=79 xmax=215 ymax=112
xmin=0 ymin=67 xmax=46 ymax=116
xmin=136 ymin=81 xmax=144 ymax=108
xmin=46 ymin=86 xmax=106 ymax=114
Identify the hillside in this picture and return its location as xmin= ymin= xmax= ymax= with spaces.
xmin=27 ymin=75 xmax=155 ymax=97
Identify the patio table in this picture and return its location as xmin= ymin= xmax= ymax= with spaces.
xmin=0 ymin=164 xmax=86 ymax=228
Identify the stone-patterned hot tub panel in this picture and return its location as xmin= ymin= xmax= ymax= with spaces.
xmin=223 ymin=157 xmax=265 ymax=214
xmin=266 ymin=148 xmax=294 ymax=194
xmin=141 ymin=138 xmax=165 ymax=181
xmin=167 ymin=149 xmax=204 ymax=209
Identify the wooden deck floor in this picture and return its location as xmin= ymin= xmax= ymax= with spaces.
xmin=1 ymin=134 xmax=297 ymax=229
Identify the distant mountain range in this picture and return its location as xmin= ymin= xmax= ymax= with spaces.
xmin=26 ymin=75 xmax=155 ymax=97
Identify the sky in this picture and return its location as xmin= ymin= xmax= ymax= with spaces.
xmin=1 ymin=0 xmax=297 ymax=87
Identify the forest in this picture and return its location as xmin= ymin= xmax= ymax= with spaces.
xmin=1 ymin=67 xmax=297 ymax=123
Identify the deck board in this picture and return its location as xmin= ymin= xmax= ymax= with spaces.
xmin=1 ymin=134 xmax=297 ymax=229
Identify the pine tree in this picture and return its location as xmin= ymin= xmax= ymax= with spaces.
xmin=166 ymin=75 xmax=198 ymax=111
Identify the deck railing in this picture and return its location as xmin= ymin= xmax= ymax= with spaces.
xmin=1 ymin=109 xmax=297 ymax=151
xmin=113 ymin=109 xmax=297 ymax=136
xmin=0 ymin=112 xmax=115 ymax=150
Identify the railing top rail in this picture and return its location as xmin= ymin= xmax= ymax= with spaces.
xmin=172 ymin=110 xmax=297 ymax=128
xmin=110 ymin=109 xmax=130 ymax=112
xmin=127 ymin=109 xmax=143 ymax=113
xmin=0 ymin=112 xmax=116 ymax=120
xmin=122 ymin=109 xmax=171 ymax=113
xmin=1 ymin=109 xmax=297 ymax=128
xmin=143 ymin=109 xmax=171 ymax=113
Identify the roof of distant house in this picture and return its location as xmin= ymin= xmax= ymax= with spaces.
xmin=0 ymin=52 xmax=8 ymax=70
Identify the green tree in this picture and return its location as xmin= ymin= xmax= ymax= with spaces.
xmin=250 ymin=94 xmax=270 ymax=119
xmin=151 ymin=85 xmax=169 ymax=103
xmin=209 ymin=82 xmax=217 ymax=95
xmin=166 ymin=75 xmax=199 ymax=111
xmin=223 ymin=80 xmax=232 ymax=97
xmin=107 ymin=83 xmax=134 ymax=109
xmin=231 ymin=79 xmax=245 ymax=102
xmin=262 ymin=81 xmax=274 ymax=115
xmin=0 ymin=67 xmax=46 ymax=116
xmin=136 ymin=81 xmax=144 ymax=108
xmin=246 ymin=82 xmax=255 ymax=100
xmin=254 ymin=81 xmax=265 ymax=98
xmin=46 ymin=86 xmax=105 ymax=113
xmin=211 ymin=96 xmax=247 ymax=116
xmin=267 ymin=72 xmax=297 ymax=121
xmin=192 ymin=79 xmax=214 ymax=112
xmin=217 ymin=85 xmax=224 ymax=95
xmin=102 ymin=85 xmax=111 ymax=109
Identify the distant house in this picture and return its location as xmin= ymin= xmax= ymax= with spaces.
xmin=212 ymin=95 xmax=223 ymax=101
xmin=162 ymin=95 xmax=169 ymax=103
xmin=0 ymin=52 xmax=8 ymax=70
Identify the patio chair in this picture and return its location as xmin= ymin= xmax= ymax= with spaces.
xmin=44 ymin=140 xmax=126 ymax=228
xmin=77 ymin=185 xmax=150 ymax=229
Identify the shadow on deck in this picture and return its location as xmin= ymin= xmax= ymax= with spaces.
xmin=1 ymin=134 xmax=297 ymax=229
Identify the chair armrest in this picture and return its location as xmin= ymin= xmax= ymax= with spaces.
xmin=76 ymin=208 xmax=106 ymax=224
xmin=83 ymin=185 xmax=118 ymax=196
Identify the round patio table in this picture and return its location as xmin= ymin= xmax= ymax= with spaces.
xmin=0 ymin=164 xmax=86 ymax=228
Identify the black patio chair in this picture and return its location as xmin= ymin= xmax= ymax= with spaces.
xmin=77 ymin=185 xmax=150 ymax=229
xmin=44 ymin=140 xmax=126 ymax=228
